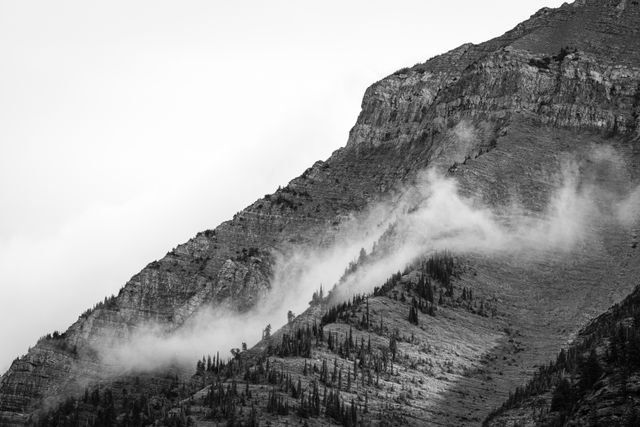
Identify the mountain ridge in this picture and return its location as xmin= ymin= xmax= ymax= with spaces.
xmin=3 ymin=0 xmax=640 ymax=425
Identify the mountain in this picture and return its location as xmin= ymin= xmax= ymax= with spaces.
xmin=2 ymin=0 xmax=640 ymax=425
xmin=484 ymin=284 xmax=640 ymax=426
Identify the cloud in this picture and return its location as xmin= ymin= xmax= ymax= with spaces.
xmin=616 ymin=186 xmax=640 ymax=226
xmin=99 ymin=208 xmax=394 ymax=372
xmin=330 ymin=146 xmax=640 ymax=300
xmin=99 ymin=144 xmax=640 ymax=374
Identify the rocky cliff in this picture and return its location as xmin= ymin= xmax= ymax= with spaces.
xmin=2 ymin=0 xmax=640 ymax=425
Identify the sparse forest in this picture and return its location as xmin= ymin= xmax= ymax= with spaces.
xmin=35 ymin=252 xmax=490 ymax=426
xmin=484 ymin=285 xmax=640 ymax=426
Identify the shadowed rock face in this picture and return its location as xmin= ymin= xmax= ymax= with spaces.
xmin=2 ymin=0 xmax=640 ymax=424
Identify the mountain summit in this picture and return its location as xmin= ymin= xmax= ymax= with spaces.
xmin=2 ymin=0 xmax=640 ymax=425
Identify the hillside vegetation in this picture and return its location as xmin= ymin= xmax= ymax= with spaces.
xmin=3 ymin=0 xmax=640 ymax=425
xmin=485 ymin=284 xmax=640 ymax=426
xmin=33 ymin=253 xmax=506 ymax=426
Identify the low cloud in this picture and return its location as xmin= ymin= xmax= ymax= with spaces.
xmin=99 ymin=144 xmax=640 ymax=373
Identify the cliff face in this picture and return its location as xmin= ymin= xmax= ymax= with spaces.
xmin=2 ymin=0 xmax=640 ymax=424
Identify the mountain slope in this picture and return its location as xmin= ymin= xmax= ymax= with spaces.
xmin=484 ymin=284 xmax=640 ymax=426
xmin=28 ymin=253 xmax=640 ymax=426
xmin=2 ymin=0 xmax=640 ymax=425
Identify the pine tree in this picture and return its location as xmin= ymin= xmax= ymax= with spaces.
xmin=366 ymin=297 xmax=370 ymax=327
xmin=389 ymin=334 xmax=398 ymax=362
xmin=579 ymin=349 xmax=602 ymax=390
xmin=408 ymin=306 xmax=419 ymax=325
xmin=263 ymin=324 xmax=272 ymax=340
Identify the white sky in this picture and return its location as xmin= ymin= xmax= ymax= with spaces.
xmin=0 ymin=0 xmax=567 ymax=373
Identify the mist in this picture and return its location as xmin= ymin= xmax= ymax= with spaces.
xmin=0 ymin=0 xmax=571 ymax=374
xmin=101 ymin=205 xmax=396 ymax=373
xmin=99 ymin=144 xmax=640 ymax=374
xmin=332 ymin=146 xmax=640 ymax=300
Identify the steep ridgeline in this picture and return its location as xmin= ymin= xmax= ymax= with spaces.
xmin=3 ymin=0 xmax=640 ymax=425
xmin=484 ymin=284 xmax=640 ymax=427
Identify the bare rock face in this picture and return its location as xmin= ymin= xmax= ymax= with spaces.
xmin=2 ymin=0 xmax=640 ymax=424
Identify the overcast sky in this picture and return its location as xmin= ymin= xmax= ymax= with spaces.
xmin=0 ymin=0 xmax=567 ymax=373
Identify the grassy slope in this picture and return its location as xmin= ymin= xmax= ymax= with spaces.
xmin=484 ymin=284 xmax=640 ymax=427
